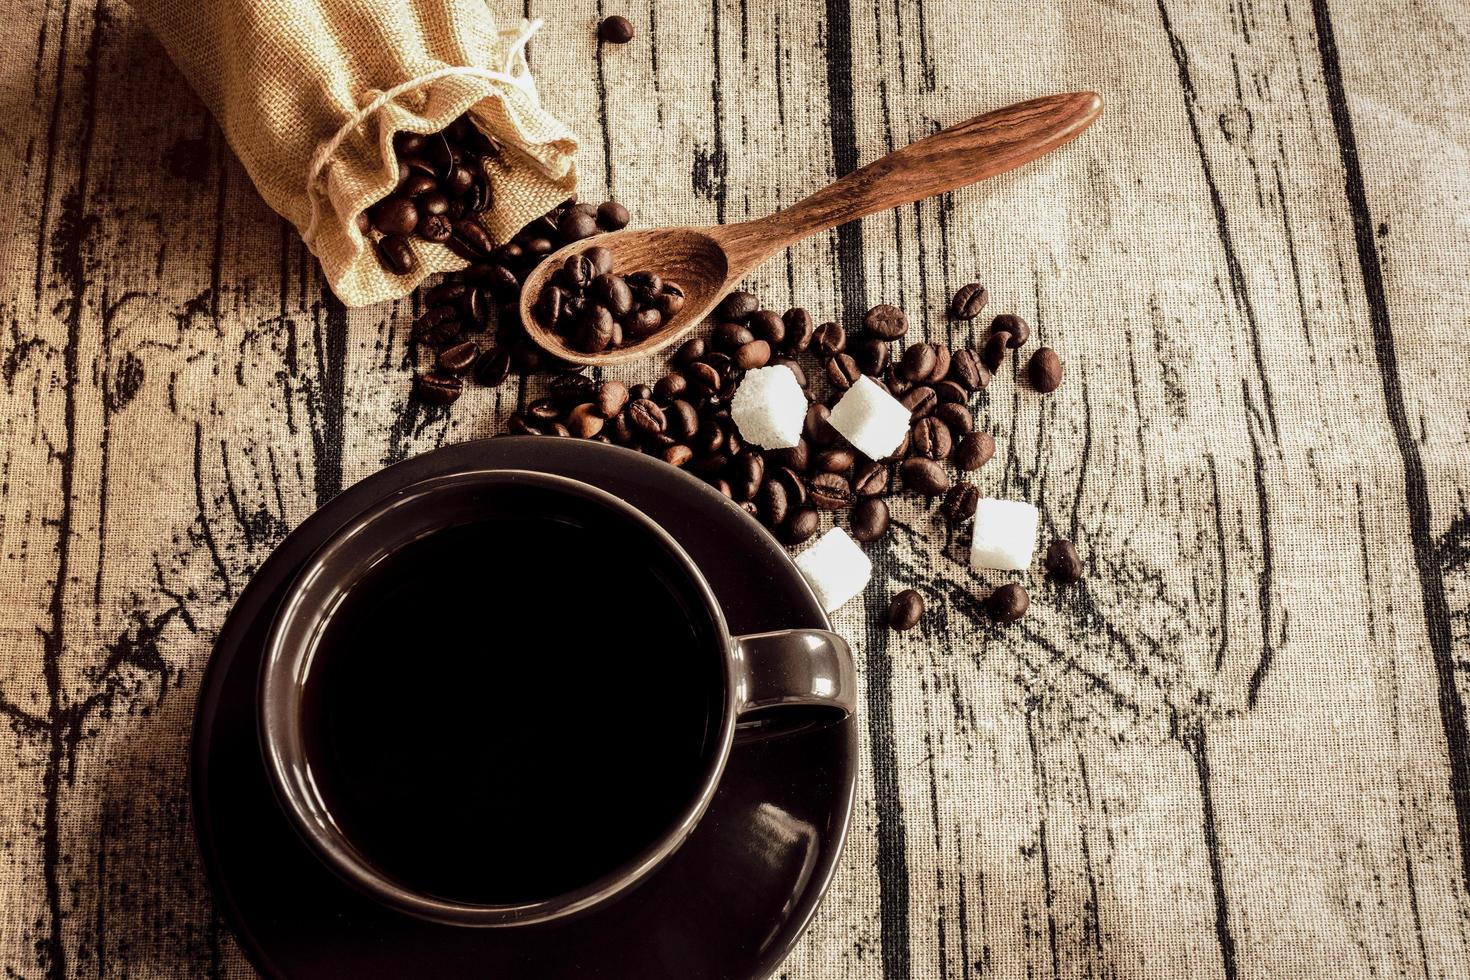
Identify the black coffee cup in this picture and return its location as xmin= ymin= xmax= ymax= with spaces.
xmin=259 ymin=469 xmax=854 ymax=927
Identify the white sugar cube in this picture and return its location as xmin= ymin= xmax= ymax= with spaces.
xmin=970 ymin=499 xmax=1039 ymax=572
xmin=731 ymin=366 xmax=807 ymax=449
xmin=794 ymin=527 xmax=872 ymax=612
xmin=828 ymin=375 xmax=911 ymax=460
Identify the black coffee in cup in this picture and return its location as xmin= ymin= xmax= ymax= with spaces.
xmin=300 ymin=514 xmax=723 ymax=906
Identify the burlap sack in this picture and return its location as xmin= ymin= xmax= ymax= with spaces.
xmin=128 ymin=0 xmax=579 ymax=307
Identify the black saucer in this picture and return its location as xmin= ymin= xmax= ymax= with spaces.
xmin=190 ymin=438 xmax=857 ymax=979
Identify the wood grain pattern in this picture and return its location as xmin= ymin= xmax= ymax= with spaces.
xmin=1 ymin=0 xmax=1468 ymax=978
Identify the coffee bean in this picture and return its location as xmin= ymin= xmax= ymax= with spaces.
xmin=412 ymin=306 xmax=461 ymax=346
xmin=426 ymin=281 xmax=468 ymax=308
xmin=437 ymin=339 xmax=479 ymax=374
xmin=940 ymin=483 xmax=980 ymax=524
xmin=899 ymin=386 xmax=937 ymax=417
xmin=1028 ymin=347 xmax=1063 ymax=393
xmin=991 ymin=313 xmax=1030 ymax=348
xmin=573 ymin=305 xmax=616 ymax=353
xmin=759 ymin=478 xmax=790 ymax=526
xmin=416 ymin=213 xmax=453 ymax=242
xmin=686 ymin=361 xmax=722 ymax=395
xmin=949 ymin=348 xmax=990 ymax=391
xmin=825 ymin=353 xmax=862 ymax=390
xmin=948 ymin=283 xmax=988 ymax=320
xmin=559 ymin=254 xmax=594 ymax=290
xmin=418 ymin=190 xmax=450 ymax=216
xmin=933 ymin=380 xmax=969 ymax=405
xmin=599 ymin=14 xmax=635 ymax=42
xmin=986 ymin=583 xmax=1029 ymax=623
xmin=882 ymin=368 xmax=912 ymax=398
xmin=716 ymin=291 xmax=760 ymax=321
xmin=774 ymin=467 xmax=808 ymax=507
xmin=783 ymin=308 xmax=814 ymax=352
xmin=852 ymin=460 xmax=889 ymax=497
xmin=458 ymin=286 xmax=485 ymax=328
xmin=714 ymin=321 xmax=755 ymax=350
xmin=594 ymin=274 xmax=635 ymax=316
xmin=886 ymin=589 xmax=924 ymax=630
xmin=584 ymin=246 xmax=615 ymax=278
xmin=666 ymin=399 xmax=700 ymax=440
xmin=854 ymin=337 xmax=891 ymax=376
xmin=595 ymin=380 xmax=629 ymax=418
xmin=771 ymin=438 xmax=809 ymax=472
xmin=527 ymin=397 xmax=563 ymax=422
xmin=413 ymin=370 xmax=462 ymax=404
xmin=653 ymin=372 xmax=689 ymax=402
xmin=732 ymin=451 xmax=765 ymax=500
xmin=523 ymin=236 xmax=555 ymax=257
xmin=451 ymin=217 xmax=494 ymax=257
xmin=900 ymin=457 xmax=949 ymax=496
xmin=982 ymin=331 xmax=1010 ymax=371
xmin=608 ymin=411 xmax=636 ymax=444
xmin=926 ymin=345 xmax=951 ymax=384
xmin=629 ymin=383 xmax=654 ymax=402
xmin=557 ymin=208 xmax=599 ymax=242
xmin=472 ymin=346 xmax=511 ymax=387
xmin=810 ymin=472 xmax=854 ymax=509
xmin=735 ymin=339 xmax=772 ymax=370
xmin=899 ymin=342 xmax=938 ymax=382
xmin=863 ymin=304 xmax=908 ymax=340
xmin=851 ymin=497 xmax=890 ymax=542
xmin=911 ymin=417 xmax=953 ymax=460
xmin=643 ymin=431 xmax=676 ymax=450
xmin=371 ymin=195 xmax=419 ymax=236
xmin=444 ymin=165 xmax=475 ymax=198
xmin=655 ymin=283 xmax=686 ymax=317
xmin=663 ymin=444 xmax=693 ymax=467
xmin=567 ymin=403 xmax=605 ymax=438
xmin=779 ymin=507 xmax=820 ymax=545
xmin=674 ymin=337 xmax=706 ymax=367
xmin=506 ymin=414 xmax=540 ymax=435
xmin=814 ymin=447 xmax=856 ymax=474
xmin=597 ymin=200 xmax=630 ymax=230
xmin=954 ymin=431 xmax=996 ymax=471
xmin=484 ymin=264 xmax=521 ymax=302
xmin=628 ymin=398 xmax=666 ymax=434
xmin=804 ymin=403 xmax=838 ymax=446
xmin=694 ymin=418 xmax=726 ymax=455
xmin=1045 ymin=539 xmax=1084 ymax=583
xmin=935 ymin=402 xmax=973 ymax=434
xmin=549 ymin=373 xmax=598 ymax=403
xmin=376 ymin=235 xmax=416 ymax=275
xmin=747 ymin=310 xmax=784 ymax=346
xmin=812 ymin=321 xmax=846 ymax=356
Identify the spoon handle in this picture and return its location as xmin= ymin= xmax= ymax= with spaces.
xmin=732 ymin=91 xmax=1102 ymax=260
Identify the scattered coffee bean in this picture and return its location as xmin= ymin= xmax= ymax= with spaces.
xmin=899 ymin=386 xmax=938 ymax=418
xmin=926 ymin=345 xmax=951 ymax=385
xmin=748 ymin=310 xmax=785 ymax=345
xmin=1028 ymin=347 xmax=1063 ymax=393
xmin=863 ymin=304 xmax=909 ymax=340
xmin=991 ymin=313 xmax=1030 ymax=348
xmin=557 ymin=208 xmax=599 ymax=242
xmin=567 ymin=403 xmax=605 ymax=438
xmin=549 ymin=373 xmax=599 ymax=403
xmin=759 ymin=478 xmax=791 ymax=526
xmin=413 ymin=370 xmax=462 ymax=404
xmin=852 ymin=461 xmax=889 ymax=497
xmin=851 ymin=497 xmax=891 ymax=542
xmin=472 ymin=346 xmax=511 ymax=387
xmin=1045 ymin=539 xmax=1084 ymax=583
xmin=911 ymin=417 xmax=953 ymax=460
xmin=982 ymin=331 xmax=1010 ymax=371
xmin=940 ymin=483 xmax=980 ymax=524
xmin=674 ymin=337 xmax=706 ymax=367
xmin=717 ymin=291 xmax=759 ymax=320
xmin=783 ymin=308 xmax=814 ymax=352
xmin=595 ymin=380 xmax=629 ymax=418
xmin=413 ymin=305 xmax=461 ymax=346
xmin=810 ymin=472 xmax=854 ymax=509
xmin=814 ymin=447 xmax=856 ymax=474
xmin=597 ymin=200 xmax=630 ymax=230
xmin=437 ymin=339 xmax=480 ymax=374
xmin=899 ymin=342 xmax=938 ymax=382
xmin=735 ymin=339 xmax=772 ymax=370
xmin=854 ymin=337 xmax=892 ymax=376
xmin=780 ymin=507 xmax=820 ymax=545
xmin=954 ymin=431 xmax=995 ymax=471
xmin=933 ymin=380 xmax=970 ymax=405
xmin=598 ymin=15 xmax=635 ymax=43
xmin=935 ymin=402 xmax=973 ymax=435
xmin=376 ymin=235 xmax=416 ymax=275
xmin=949 ymin=348 xmax=989 ymax=391
xmin=804 ymin=403 xmax=837 ymax=446
xmin=663 ymin=444 xmax=693 ymax=467
xmin=900 ymin=457 xmax=950 ymax=496
xmin=949 ymin=283 xmax=988 ymax=320
xmin=629 ymin=398 xmax=666 ymax=434
xmin=986 ymin=583 xmax=1029 ymax=623
xmin=825 ymin=353 xmax=862 ymax=390
xmin=886 ymin=589 xmax=924 ymax=630
xmin=812 ymin=321 xmax=846 ymax=356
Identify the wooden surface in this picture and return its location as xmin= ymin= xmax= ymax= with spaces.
xmin=2 ymin=0 xmax=1469 ymax=977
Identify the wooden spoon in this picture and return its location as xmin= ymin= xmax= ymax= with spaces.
xmin=520 ymin=91 xmax=1103 ymax=366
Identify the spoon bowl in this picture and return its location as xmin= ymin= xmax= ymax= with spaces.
xmin=520 ymin=91 xmax=1103 ymax=366
xmin=520 ymin=227 xmax=731 ymax=365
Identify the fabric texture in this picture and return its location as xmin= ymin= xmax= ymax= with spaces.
xmin=126 ymin=0 xmax=578 ymax=306
xmin=3 ymin=0 xmax=1470 ymax=978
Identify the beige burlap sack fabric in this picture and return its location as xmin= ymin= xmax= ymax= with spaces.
xmin=127 ymin=0 xmax=578 ymax=306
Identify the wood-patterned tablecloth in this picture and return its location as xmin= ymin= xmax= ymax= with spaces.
xmin=2 ymin=0 xmax=1468 ymax=977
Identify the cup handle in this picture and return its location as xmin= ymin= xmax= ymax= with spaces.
xmin=730 ymin=629 xmax=856 ymax=740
